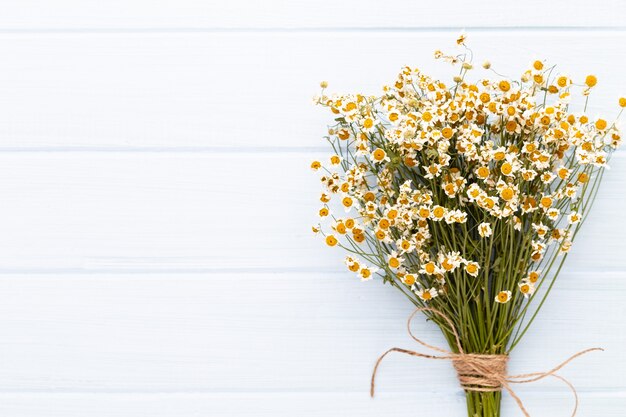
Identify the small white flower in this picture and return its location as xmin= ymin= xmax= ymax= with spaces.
xmin=568 ymin=211 xmax=581 ymax=224
xmin=412 ymin=286 xmax=439 ymax=302
xmin=495 ymin=290 xmax=512 ymax=304
xmin=518 ymin=281 xmax=535 ymax=298
xmin=546 ymin=208 xmax=560 ymax=221
xmin=478 ymin=222 xmax=492 ymax=238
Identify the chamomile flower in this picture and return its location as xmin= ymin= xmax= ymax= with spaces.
xmin=546 ymin=208 xmax=560 ymax=221
xmin=495 ymin=290 xmax=512 ymax=304
xmin=527 ymin=271 xmax=540 ymax=284
xmin=464 ymin=261 xmax=480 ymax=277
xmin=412 ymin=286 xmax=439 ymax=302
xmin=371 ymin=148 xmax=390 ymax=164
xmin=359 ymin=265 xmax=378 ymax=282
xmin=312 ymin=40 xmax=621 ymax=322
xmin=402 ymin=274 xmax=417 ymax=287
xmin=330 ymin=155 xmax=343 ymax=166
xmin=387 ymin=251 xmax=405 ymax=269
xmin=568 ymin=211 xmax=581 ymax=224
xmin=419 ymin=261 xmax=439 ymax=276
xmin=518 ymin=281 xmax=535 ymax=298
xmin=478 ymin=222 xmax=492 ymax=238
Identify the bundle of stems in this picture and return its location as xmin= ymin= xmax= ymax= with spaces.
xmin=311 ymin=37 xmax=623 ymax=416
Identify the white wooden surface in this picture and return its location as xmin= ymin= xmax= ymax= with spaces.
xmin=0 ymin=2 xmax=624 ymax=416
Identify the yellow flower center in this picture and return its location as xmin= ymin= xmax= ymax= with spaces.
xmin=500 ymin=188 xmax=514 ymax=201
xmin=373 ymin=148 xmax=386 ymax=161
xmin=442 ymin=127 xmax=454 ymax=139
xmin=403 ymin=274 xmax=416 ymax=286
xmin=505 ymin=120 xmax=517 ymax=132
xmin=585 ymin=75 xmax=597 ymax=87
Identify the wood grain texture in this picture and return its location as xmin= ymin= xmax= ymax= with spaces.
xmin=0 ymin=152 xmax=623 ymax=272
xmin=0 ymin=271 xmax=623 ymax=394
xmin=0 ymin=393 xmax=625 ymax=417
xmin=0 ymin=1 xmax=625 ymax=416
xmin=0 ymin=32 xmax=623 ymax=150
xmin=0 ymin=1 xmax=624 ymax=30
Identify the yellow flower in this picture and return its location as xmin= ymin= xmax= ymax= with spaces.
xmin=518 ymin=282 xmax=535 ymax=298
xmin=372 ymin=148 xmax=388 ymax=163
xmin=500 ymin=187 xmax=515 ymax=201
xmin=310 ymin=161 xmax=321 ymax=171
xmin=414 ymin=287 xmax=438 ymax=302
xmin=498 ymin=80 xmax=511 ymax=92
xmin=568 ymin=212 xmax=581 ymax=224
xmin=585 ymin=75 xmax=598 ymax=87
xmin=495 ymin=290 xmax=512 ymax=304
xmin=478 ymin=222 xmax=492 ymax=238
xmin=422 ymin=261 xmax=437 ymax=275
xmin=325 ymin=235 xmax=338 ymax=247
xmin=464 ymin=262 xmax=480 ymax=277
xmin=359 ymin=266 xmax=376 ymax=281
xmin=402 ymin=274 xmax=416 ymax=286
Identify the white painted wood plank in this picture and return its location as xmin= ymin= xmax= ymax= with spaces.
xmin=0 ymin=392 xmax=624 ymax=417
xmin=0 ymin=152 xmax=623 ymax=272
xmin=0 ymin=1 xmax=624 ymax=30
xmin=0 ymin=271 xmax=623 ymax=395
xmin=0 ymin=32 xmax=624 ymax=149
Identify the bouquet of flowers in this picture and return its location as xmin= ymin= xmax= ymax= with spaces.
xmin=311 ymin=36 xmax=623 ymax=416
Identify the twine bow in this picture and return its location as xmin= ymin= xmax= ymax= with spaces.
xmin=370 ymin=307 xmax=603 ymax=417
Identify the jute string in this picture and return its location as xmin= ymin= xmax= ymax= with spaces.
xmin=370 ymin=307 xmax=603 ymax=417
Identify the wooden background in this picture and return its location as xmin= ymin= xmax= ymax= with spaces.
xmin=0 ymin=1 xmax=625 ymax=415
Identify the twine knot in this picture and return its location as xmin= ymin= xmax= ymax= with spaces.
xmin=370 ymin=307 xmax=603 ymax=417
xmin=452 ymin=353 xmax=508 ymax=391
